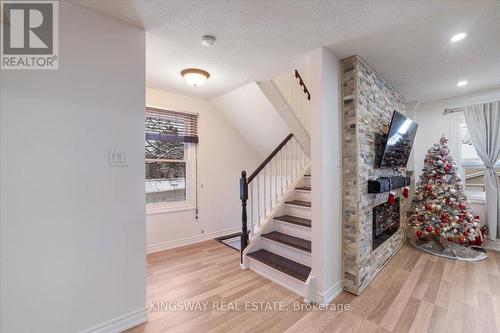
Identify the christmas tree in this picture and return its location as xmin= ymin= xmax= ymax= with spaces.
xmin=411 ymin=136 xmax=482 ymax=245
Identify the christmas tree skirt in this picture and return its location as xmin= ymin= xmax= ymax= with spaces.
xmin=409 ymin=237 xmax=487 ymax=262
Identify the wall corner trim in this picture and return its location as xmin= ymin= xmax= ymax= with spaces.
xmin=79 ymin=307 xmax=148 ymax=333
xmin=313 ymin=280 xmax=343 ymax=305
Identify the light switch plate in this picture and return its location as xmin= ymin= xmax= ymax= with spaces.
xmin=108 ymin=150 xmax=128 ymax=167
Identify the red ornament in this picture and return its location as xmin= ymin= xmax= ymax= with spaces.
xmin=417 ymin=215 xmax=423 ymax=222
xmin=388 ymin=191 xmax=395 ymax=206
xmin=444 ymin=165 xmax=450 ymax=172
xmin=425 ymin=204 xmax=432 ymax=211
xmin=459 ymin=236 xmax=465 ymax=244
xmin=469 ymin=237 xmax=482 ymax=246
xmin=416 ymin=230 xmax=423 ymax=238
xmin=435 ymin=228 xmax=441 ymax=235
xmin=425 ymin=226 xmax=433 ymax=232
xmin=403 ymin=187 xmax=409 ymax=198
xmin=425 ymin=184 xmax=432 ymax=191
xmin=436 ymin=174 xmax=442 ymax=179
xmin=459 ymin=203 xmax=466 ymax=210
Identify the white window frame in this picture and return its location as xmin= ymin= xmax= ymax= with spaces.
xmin=450 ymin=114 xmax=499 ymax=202
xmin=146 ymin=142 xmax=196 ymax=215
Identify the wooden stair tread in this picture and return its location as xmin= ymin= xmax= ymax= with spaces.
xmin=247 ymin=249 xmax=311 ymax=282
xmin=295 ymin=186 xmax=311 ymax=191
xmin=285 ymin=200 xmax=311 ymax=207
xmin=274 ymin=215 xmax=311 ymax=228
xmin=261 ymin=231 xmax=311 ymax=252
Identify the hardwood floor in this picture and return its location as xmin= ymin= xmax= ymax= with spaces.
xmin=127 ymin=240 xmax=500 ymax=333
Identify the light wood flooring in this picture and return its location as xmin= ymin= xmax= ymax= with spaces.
xmin=127 ymin=240 xmax=500 ymax=333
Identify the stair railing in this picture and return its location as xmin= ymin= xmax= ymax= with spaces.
xmin=240 ymin=134 xmax=308 ymax=262
xmin=272 ymin=69 xmax=311 ymax=134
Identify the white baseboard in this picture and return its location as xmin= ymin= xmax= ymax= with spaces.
xmin=484 ymin=239 xmax=500 ymax=252
xmin=147 ymin=227 xmax=240 ymax=254
xmin=79 ymin=307 xmax=148 ymax=333
xmin=314 ymin=280 xmax=343 ymax=305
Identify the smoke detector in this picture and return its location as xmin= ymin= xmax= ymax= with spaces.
xmin=201 ymin=35 xmax=216 ymax=47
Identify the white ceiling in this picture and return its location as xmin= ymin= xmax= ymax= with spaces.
xmin=76 ymin=1 xmax=500 ymax=103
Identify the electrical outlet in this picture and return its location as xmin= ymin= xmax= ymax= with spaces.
xmin=108 ymin=150 xmax=128 ymax=167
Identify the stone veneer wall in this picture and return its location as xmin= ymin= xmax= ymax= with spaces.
xmin=342 ymin=56 xmax=410 ymax=295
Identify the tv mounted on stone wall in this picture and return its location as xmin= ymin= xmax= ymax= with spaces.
xmin=380 ymin=111 xmax=418 ymax=168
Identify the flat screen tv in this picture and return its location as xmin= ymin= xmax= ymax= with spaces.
xmin=380 ymin=111 xmax=418 ymax=168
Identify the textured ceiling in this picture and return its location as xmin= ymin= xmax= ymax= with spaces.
xmin=75 ymin=0 xmax=500 ymax=102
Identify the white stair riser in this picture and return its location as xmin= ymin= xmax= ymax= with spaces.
xmin=248 ymin=257 xmax=308 ymax=298
xmin=294 ymin=190 xmax=311 ymax=202
xmin=261 ymin=238 xmax=311 ymax=266
xmin=301 ymin=177 xmax=311 ymax=188
xmin=285 ymin=204 xmax=311 ymax=219
xmin=273 ymin=220 xmax=311 ymax=241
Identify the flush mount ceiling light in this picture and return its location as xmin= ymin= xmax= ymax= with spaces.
xmin=450 ymin=32 xmax=467 ymax=42
xmin=201 ymin=35 xmax=216 ymax=47
xmin=181 ymin=68 xmax=210 ymax=87
xmin=457 ymin=80 xmax=468 ymax=87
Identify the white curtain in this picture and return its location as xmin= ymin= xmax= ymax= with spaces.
xmin=464 ymin=101 xmax=500 ymax=240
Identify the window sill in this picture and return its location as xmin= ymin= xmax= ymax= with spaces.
xmin=146 ymin=202 xmax=196 ymax=215
xmin=469 ymin=192 xmax=485 ymax=204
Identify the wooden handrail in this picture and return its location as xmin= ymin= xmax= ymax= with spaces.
xmin=240 ymin=133 xmax=295 ymax=262
xmin=247 ymin=134 xmax=294 ymax=183
xmin=294 ymin=70 xmax=311 ymax=101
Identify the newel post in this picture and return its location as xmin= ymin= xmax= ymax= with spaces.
xmin=240 ymin=170 xmax=249 ymax=263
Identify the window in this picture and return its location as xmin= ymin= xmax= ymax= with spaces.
xmin=453 ymin=116 xmax=500 ymax=198
xmin=145 ymin=107 xmax=198 ymax=212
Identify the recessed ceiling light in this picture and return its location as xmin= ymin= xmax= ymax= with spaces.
xmin=181 ymin=68 xmax=210 ymax=87
xmin=201 ymin=35 xmax=216 ymax=47
xmin=450 ymin=32 xmax=467 ymax=42
xmin=457 ymin=80 xmax=468 ymax=87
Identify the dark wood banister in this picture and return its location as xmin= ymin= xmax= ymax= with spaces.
xmin=239 ymin=133 xmax=294 ymax=262
xmin=247 ymin=133 xmax=294 ymax=183
xmin=294 ymin=69 xmax=311 ymax=101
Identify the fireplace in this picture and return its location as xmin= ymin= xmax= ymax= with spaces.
xmin=372 ymin=198 xmax=400 ymax=250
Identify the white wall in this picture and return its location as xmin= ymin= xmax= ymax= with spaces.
xmin=309 ymin=48 xmax=343 ymax=304
xmin=0 ymin=3 xmax=146 ymax=333
xmin=413 ymin=88 xmax=500 ymax=177
xmin=211 ymin=83 xmax=289 ymax=157
xmin=413 ymin=88 xmax=500 ymax=227
xmin=146 ymin=88 xmax=261 ymax=252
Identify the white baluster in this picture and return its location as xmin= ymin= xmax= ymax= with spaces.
xmin=250 ymin=182 xmax=254 ymax=236
xmin=268 ymin=164 xmax=272 ymax=211
xmin=285 ymin=142 xmax=289 ymax=186
xmin=275 ymin=155 xmax=278 ymax=203
xmin=280 ymin=150 xmax=283 ymax=198
xmin=257 ymin=174 xmax=261 ymax=228
xmin=287 ymin=140 xmax=293 ymax=187
xmin=295 ymin=139 xmax=298 ymax=176
xmin=263 ymin=171 xmax=266 ymax=218
xmin=280 ymin=150 xmax=284 ymax=196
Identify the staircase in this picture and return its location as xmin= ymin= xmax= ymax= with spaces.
xmin=238 ymin=68 xmax=313 ymax=302
xmin=240 ymin=169 xmax=314 ymax=302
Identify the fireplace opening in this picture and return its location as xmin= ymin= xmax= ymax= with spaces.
xmin=372 ymin=198 xmax=400 ymax=250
